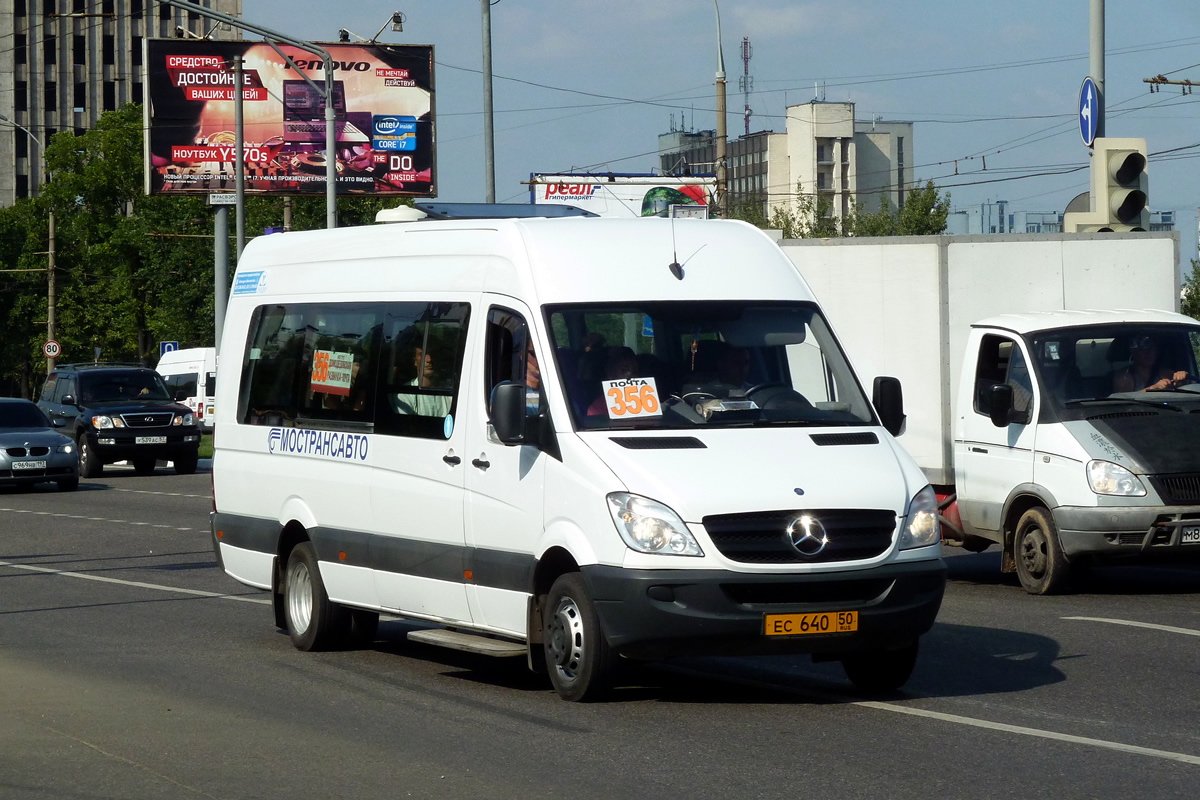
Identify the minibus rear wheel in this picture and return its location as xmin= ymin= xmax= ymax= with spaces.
xmin=543 ymin=573 xmax=615 ymax=702
xmin=284 ymin=542 xmax=348 ymax=651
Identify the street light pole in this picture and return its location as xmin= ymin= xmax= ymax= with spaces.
xmin=713 ymin=0 xmax=728 ymax=218
xmin=481 ymin=0 xmax=496 ymax=203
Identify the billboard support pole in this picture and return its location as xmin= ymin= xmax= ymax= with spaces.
xmin=234 ymin=56 xmax=245 ymax=259
xmin=214 ymin=206 xmax=228 ymax=351
xmin=161 ymin=1 xmax=337 ymax=229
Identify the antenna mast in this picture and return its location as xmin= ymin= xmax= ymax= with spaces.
xmin=739 ymin=36 xmax=754 ymax=135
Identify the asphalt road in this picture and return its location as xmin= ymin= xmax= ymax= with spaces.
xmin=2 ymin=465 xmax=1199 ymax=799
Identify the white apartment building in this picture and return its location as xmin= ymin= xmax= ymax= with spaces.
xmin=0 ymin=0 xmax=242 ymax=205
xmin=659 ymin=100 xmax=913 ymax=222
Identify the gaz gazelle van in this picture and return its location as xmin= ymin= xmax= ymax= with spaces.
xmin=210 ymin=216 xmax=946 ymax=701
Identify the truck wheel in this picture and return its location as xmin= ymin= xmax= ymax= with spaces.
xmin=173 ymin=452 xmax=198 ymax=475
xmin=842 ymin=641 xmax=919 ymax=694
xmin=1014 ymin=507 xmax=1070 ymax=595
xmin=77 ymin=434 xmax=102 ymax=478
xmin=283 ymin=542 xmax=348 ymax=652
xmin=132 ymin=457 xmax=157 ymax=475
xmin=543 ymin=572 xmax=615 ymax=702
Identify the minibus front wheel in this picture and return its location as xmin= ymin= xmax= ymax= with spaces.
xmin=284 ymin=542 xmax=348 ymax=651
xmin=543 ymin=573 xmax=615 ymax=702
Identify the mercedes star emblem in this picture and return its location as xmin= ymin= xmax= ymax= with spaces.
xmin=786 ymin=514 xmax=829 ymax=556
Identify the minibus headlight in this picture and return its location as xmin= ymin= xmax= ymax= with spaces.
xmin=606 ymin=493 xmax=703 ymax=556
xmin=1086 ymin=460 xmax=1146 ymax=497
xmin=900 ymin=485 xmax=941 ymax=550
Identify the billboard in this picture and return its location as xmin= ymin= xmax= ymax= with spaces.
xmin=144 ymin=40 xmax=435 ymax=197
xmin=530 ymin=173 xmax=714 ymax=218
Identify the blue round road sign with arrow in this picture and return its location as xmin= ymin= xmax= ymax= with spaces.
xmin=1078 ymin=76 xmax=1099 ymax=147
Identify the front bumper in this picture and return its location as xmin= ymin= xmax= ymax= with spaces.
xmin=581 ymin=557 xmax=946 ymax=660
xmin=87 ymin=429 xmax=201 ymax=462
xmin=1055 ymin=505 xmax=1200 ymax=558
xmin=0 ymin=452 xmax=77 ymax=484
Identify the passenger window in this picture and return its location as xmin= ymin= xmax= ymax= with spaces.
xmin=485 ymin=308 xmax=541 ymax=418
xmin=238 ymin=301 xmax=469 ymax=440
xmin=55 ymin=375 xmax=76 ymax=403
xmin=375 ymin=303 xmax=470 ymax=439
xmin=973 ymin=335 xmax=1033 ymax=420
xmin=40 ymin=374 xmax=58 ymax=402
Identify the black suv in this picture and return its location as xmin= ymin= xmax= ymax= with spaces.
xmin=36 ymin=364 xmax=202 ymax=478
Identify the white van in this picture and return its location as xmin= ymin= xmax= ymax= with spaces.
xmin=210 ymin=217 xmax=946 ymax=701
xmin=157 ymin=347 xmax=217 ymax=429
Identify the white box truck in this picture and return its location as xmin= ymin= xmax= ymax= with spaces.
xmin=784 ymin=232 xmax=1200 ymax=594
xmin=156 ymin=347 xmax=217 ymax=430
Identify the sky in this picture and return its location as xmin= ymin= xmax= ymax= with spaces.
xmin=242 ymin=0 xmax=1200 ymax=268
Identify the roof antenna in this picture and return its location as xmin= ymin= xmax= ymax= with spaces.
xmin=668 ymin=215 xmax=684 ymax=280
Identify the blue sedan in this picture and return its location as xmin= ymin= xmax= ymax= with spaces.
xmin=0 ymin=398 xmax=79 ymax=491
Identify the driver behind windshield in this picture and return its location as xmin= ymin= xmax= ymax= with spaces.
xmin=1112 ymin=335 xmax=1189 ymax=393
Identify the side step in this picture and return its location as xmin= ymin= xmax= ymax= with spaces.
xmin=407 ymin=628 xmax=526 ymax=657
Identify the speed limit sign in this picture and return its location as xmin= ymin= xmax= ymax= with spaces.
xmin=43 ymin=340 xmax=61 ymax=358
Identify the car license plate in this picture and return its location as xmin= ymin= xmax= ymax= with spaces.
xmin=764 ymin=610 xmax=858 ymax=636
xmin=11 ymin=460 xmax=47 ymax=471
xmin=135 ymin=436 xmax=167 ymax=445
xmin=1182 ymin=527 xmax=1200 ymax=545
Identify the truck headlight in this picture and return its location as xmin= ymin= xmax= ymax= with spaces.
xmin=606 ymin=493 xmax=703 ymax=556
xmin=1086 ymin=460 xmax=1146 ymax=497
xmin=900 ymin=485 xmax=941 ymax=550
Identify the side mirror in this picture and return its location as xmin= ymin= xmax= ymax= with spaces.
xmin=175 ymin=390 xmax=188 ymax=401
xmin=61 ymin=394 xmax=76 ymax=406
xmin=988 ymin=384 xmax=1014 ymax=427
xmin=872 ymin=376 xmax=905 ymax=437
xmin=51 ymin=417 xmax=66 ymax=428
xmin=490 ymin=382 xmax=528 ymax=445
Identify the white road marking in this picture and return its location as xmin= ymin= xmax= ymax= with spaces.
xmin=1063 ymin=616 xmax=1200 ymax=638
xmin=854 ymin=701 xmax=1200 ymax=766
xmin=0 ymin=507 xmax=192 ymax=531
xmin=114 ymin=488 xmax=210 ymax=500
xmin=0 ymin=559 xmax=269 ymax=605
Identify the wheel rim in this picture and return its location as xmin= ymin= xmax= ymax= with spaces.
xmin=1019 ymin=525 xmax=1049 ymax=579
xmin=286 ymin=559 xmax=313 ymax=635
xmin=547 ymin=595 xmax=585 ymax=682
xmin=78 ymin=441 xmax=88 ymax=472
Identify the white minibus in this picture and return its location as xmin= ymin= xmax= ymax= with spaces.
xmin=157 ymin=347 xmax=217 ymax=429
xmin=210 ymin=216 xmax=945 ymax=701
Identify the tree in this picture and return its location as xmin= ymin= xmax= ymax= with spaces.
xmin=735 ymin=180 xmax=950 ymax=239
xmin=895 ymin=180 xmax=950 ymax=235
xmin=1181 ymin=258 xmax=1200 ymax=321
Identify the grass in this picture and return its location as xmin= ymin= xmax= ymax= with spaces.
xmin=199 ymin=432 xmax=214 ymax=459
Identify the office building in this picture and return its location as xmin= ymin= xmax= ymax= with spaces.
xmin=0 ymin=0 xmax=242 ymax=205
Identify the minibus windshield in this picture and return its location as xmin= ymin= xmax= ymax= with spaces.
xmin=545 ymin=301 xmax=876 ymax=431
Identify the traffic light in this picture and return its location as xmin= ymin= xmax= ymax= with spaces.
xmin=1063 ymin=137 xmax=1149 ymax=232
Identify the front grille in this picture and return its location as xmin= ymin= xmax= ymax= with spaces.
xmin=810 ymin=432 xmax=879 ymax=446
xmin=702 ymin=508 xmax=898 ymax=564
xmin=1150 ymin=474 xmax=1200 ymax=504
xmin=3 ymin=447 xmax=48 ymax=457
xmin=610 ymin=436 xmax=706 ymax=450
xmin=120 ymin=412 xmax=174 ymax=428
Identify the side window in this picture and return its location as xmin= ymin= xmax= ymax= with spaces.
xmin=239 ymin=303 xmax=384 ymax=428
xmin=376 ymin=302 xmax=470 ymax=439
xmin=40 ymin=373 xmax=58 ymax=402
xmin=973 ymin=335 xmax=1033 ymax=420
xmin=55 ymin=375 xmax=76 ymax=403
xmin=205 ymin=372 xmax=217 ymax=397
xmin=485 ymin=307 xmax=540 ymax=418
